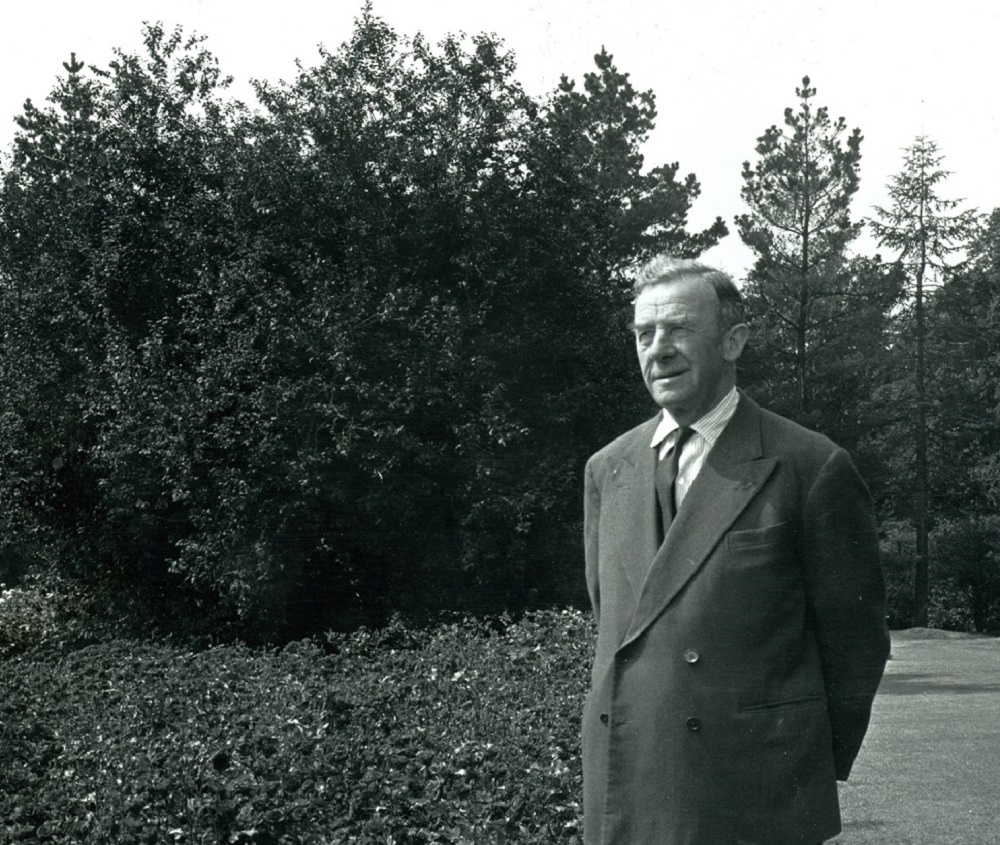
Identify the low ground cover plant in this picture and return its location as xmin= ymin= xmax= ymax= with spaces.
xmin=0 ymin=609 xmax=592 ymax=844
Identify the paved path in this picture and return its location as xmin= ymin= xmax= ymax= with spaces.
xmin=830 ymin=631 xmax=1000 ymax=844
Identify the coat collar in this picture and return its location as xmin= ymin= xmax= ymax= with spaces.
xmin=616 ymin=393 xmax=778 ymax=650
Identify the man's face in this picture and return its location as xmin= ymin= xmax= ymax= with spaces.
xmin=634 ymin=276 xmax=744 ymax=426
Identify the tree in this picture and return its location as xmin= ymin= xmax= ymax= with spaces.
xmin=868 ymin=136 xmax=981 ymax=626
xmin=902 ymin=210 xmax=1000 ymax=632
xmin=0 ymin=25 xmax=272 ymax=634
xmin=737 ymin=77 xmax=886 ymax=427
xmin=247 ymin=29 xmax=728 ymax=626
xmin=0 ymin=13 xmax=727 ymax=640
xmin=536 ymin=48 xmax=727 ymax=272
xmin=948 ymin=210 xmax=1000 ymax=510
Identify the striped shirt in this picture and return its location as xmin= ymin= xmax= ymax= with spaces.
xmin=650 ymin=387 xmax=740 ymax=508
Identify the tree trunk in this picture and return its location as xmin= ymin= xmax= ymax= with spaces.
xmin=913 ymin=400 xmax=930 ymax=627
xmin=912 ymin=251 xmax=930 ymax=627
xmin=799 ymin=195 xmax=811 ymax=414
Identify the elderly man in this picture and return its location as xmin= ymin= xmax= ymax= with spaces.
xmin=582 ymin=256 xmax=889 ymax=845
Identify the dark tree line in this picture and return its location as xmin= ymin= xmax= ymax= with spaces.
xmin=0 ymin=14 xmax=723 ymax=640
xmin=1 ymin=19 xmax=998 ymax=642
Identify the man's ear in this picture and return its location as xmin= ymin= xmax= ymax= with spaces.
xmin=723 ymin=323 xmax=750 ymax=363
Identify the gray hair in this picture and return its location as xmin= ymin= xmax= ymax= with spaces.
xmin=633 ymin=255 xmax=746 ymax=331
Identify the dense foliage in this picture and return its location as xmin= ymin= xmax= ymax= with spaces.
xmin=0 ymin=607 xmax=591 ymax=844
xmin=0 ymin=12 xmax=723 ymax=640
xmin=1 ymin=9 xmax=998 ymax=640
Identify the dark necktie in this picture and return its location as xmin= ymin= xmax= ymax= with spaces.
xmin=655 ymin=427 xmax=694 ymax=543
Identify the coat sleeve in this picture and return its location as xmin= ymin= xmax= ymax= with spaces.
xmin=584 ymin=455 xmax=602 ymax=626
xmin=802 ymin=447 xmax=891 ymax=781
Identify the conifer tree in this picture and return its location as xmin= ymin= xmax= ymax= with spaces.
xmin=869 ymin=136 xmax=981 ymax=626
xmin=737 ymin=77 xmax=876 ymax=424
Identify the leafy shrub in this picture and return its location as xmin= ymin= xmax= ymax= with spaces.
xmin=926 ymin=582 xmax=976 ymax=633
xmin=879 ymin=516 xmax=1000 ymax=633
xmin=0 ymin=585 xmax=59 ymax=660
xmin=929 ymin=516 xmax=1000 ymax=633
xmin=879 ymin=519 xmax=914 ymax=629
xmin=0 ymin=609 xmax=593 ymax=843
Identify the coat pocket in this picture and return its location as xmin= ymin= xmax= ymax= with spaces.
xmin=737 ymin=694 xmax=826 ymax=714
xmin=725 ymin=520 xmax=793 ymax=550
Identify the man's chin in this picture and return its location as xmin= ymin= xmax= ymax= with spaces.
xmin=651 ymin=386 xmax=687 ymax=412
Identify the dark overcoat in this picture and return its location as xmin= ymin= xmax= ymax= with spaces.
xmin=582 ymin=394 xmax=890 ymax=845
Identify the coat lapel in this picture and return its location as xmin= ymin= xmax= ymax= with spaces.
xmin=620 ymin=396 xmax=778 ymax=650
xmin=605 ymin=416 xmax=661 ymax=603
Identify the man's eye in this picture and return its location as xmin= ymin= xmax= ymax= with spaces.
xmin=637 ymin=330 xmax=654 ymax=344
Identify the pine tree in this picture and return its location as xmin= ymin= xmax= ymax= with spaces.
xmin=869 ymin=137 xmax=981 ymax=626
xmin=737 ymin=76 xmax=868 ymax=421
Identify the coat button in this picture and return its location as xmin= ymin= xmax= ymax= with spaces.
xmin=686 ymin=717 xmax=702 ymax=733
xmin=600 ymin=714 xmax=609 ymax=725
xmin=683 ymin=649 xmax=700 ymax=664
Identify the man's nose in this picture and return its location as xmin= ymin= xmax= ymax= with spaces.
xmin=649 ymin=328 xmax=676 ymax=357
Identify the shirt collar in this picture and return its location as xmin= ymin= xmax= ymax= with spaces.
xmin=651 ymin=386 xmax=740 ymax=451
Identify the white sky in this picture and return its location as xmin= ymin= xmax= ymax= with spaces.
xmin=2 ymin=0 xmax=998 ymax=279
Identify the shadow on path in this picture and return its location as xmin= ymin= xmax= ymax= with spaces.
xmin=879 ymin=670 xmax=1000 ymax=695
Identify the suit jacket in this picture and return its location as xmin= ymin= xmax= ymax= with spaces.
xmin=582 ymin=394 xmax=889 ymax=845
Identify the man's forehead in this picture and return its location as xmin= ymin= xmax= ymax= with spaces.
xmin=635 ymin=276 xmax=715 ymax=305
xmin=633 ymin=299 xmax=693 ymax=321
xmin=634 ymin=282 xmax=715 ymax=321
